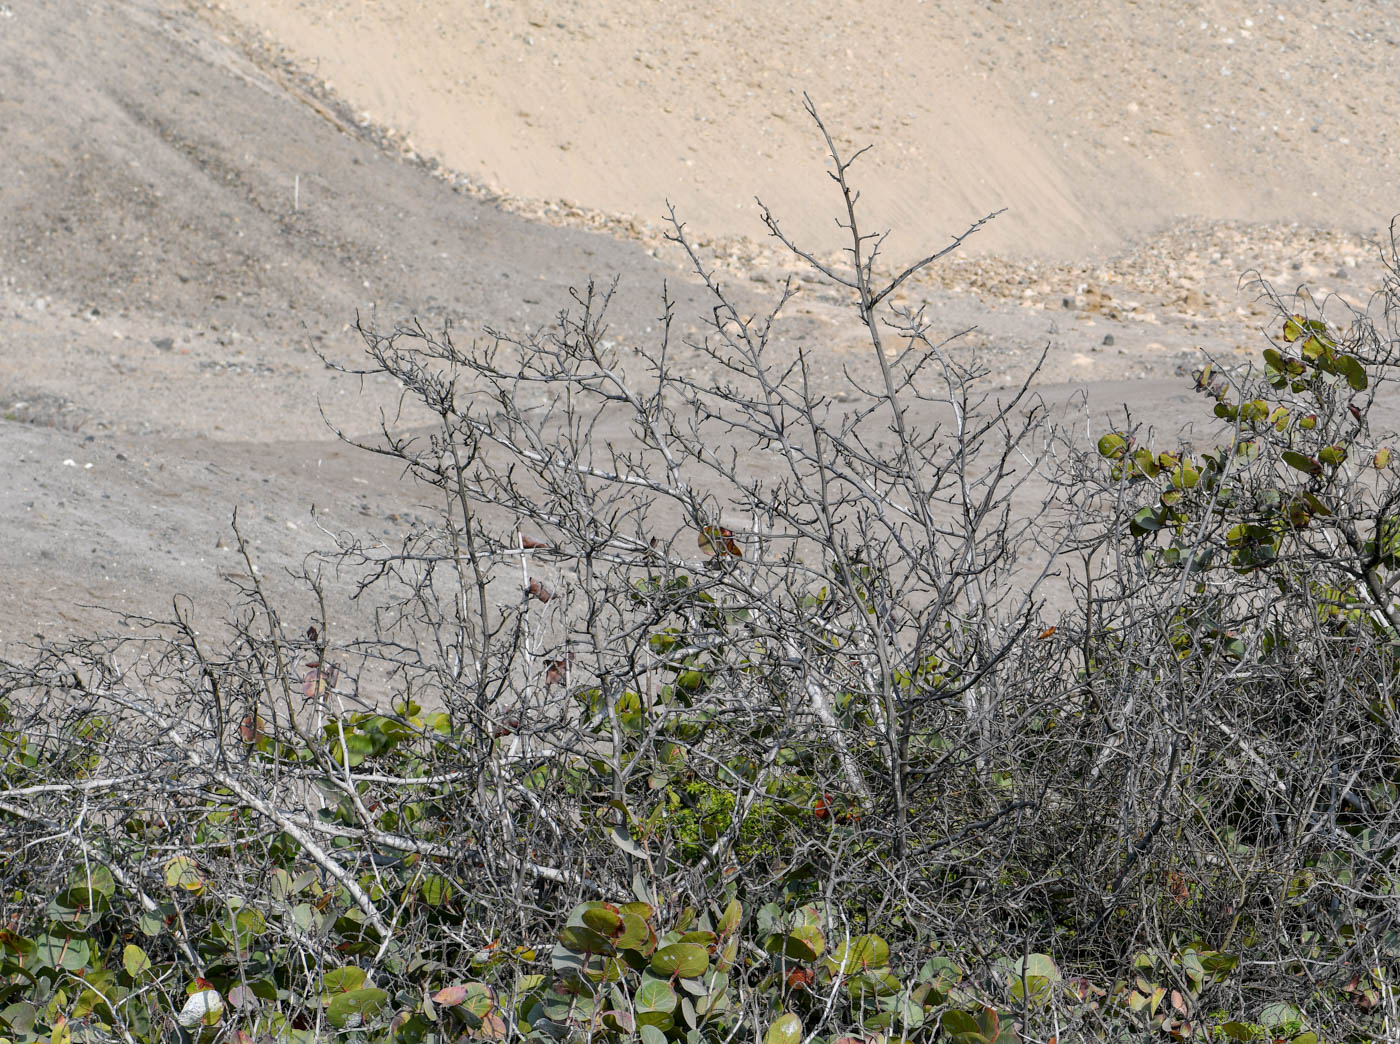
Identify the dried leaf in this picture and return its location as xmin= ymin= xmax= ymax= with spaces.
xmin=303 ymin=663 xmax=339 ymax=700
xmin=546 ymin=654 xmax=574 ymax=686
xmin=698 ymin=525 xmax=741 ymax=558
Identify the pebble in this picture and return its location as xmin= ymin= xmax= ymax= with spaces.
xmin=1102 ymin=334 xmax=1115 ymax=346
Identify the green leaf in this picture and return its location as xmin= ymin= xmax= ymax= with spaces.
xmin=579 ymin=902 xmax=624 ymax=936
xmin=420 ymin=875 xmax=452 ymax=907
xmin=1319 ymin=443 xmax=1348 ymax=466
xmin=138 ymin=909 xmax=166 ymax=937
xmin=652 ymin=942 xmax=709 ymax=979
xmin=827 ymin=934 xmax=889 ymax=974
xmin=1215 ymin=1022 xmax=1257 ymax=1041
xmin=1004 ymin=953 xmax=1059 ymax=1004
xmin=1097 ymin=433 xmax=1128 ymax=460
xmin=635 ymin=978 xmax=678 ymax=1014
xmin=326 ymin=987 xmax=388 ymax=1029
xmin=639 ymin=1024 xmax=669 ymax=1044
xmin=559 ymin=925 xmax=613 ymax=955
xmin=608 ymin=825 xmax=647 ymax=858
xmin=790 ymin=924 xmax=824 ymax=958
xmin=0 ymin=1001 xmax=37 ymax=1036
xmin=164 ymin=856 xmax=203 ymax=893
xmin=1282 ymin=450 xmax=1321 ymax=476
xmin=716 ymin=898 xmax=742 ymax=935
xmin=940 ymin=1009 xmax=987 ymax=1042
xmin=1130 ymin=447 xmax=1160 ymax=478
xmin=122 ymin=943 xmax=151 ymax=979
xmin=1334 ymin=353 xmax=1368 ymax=390
xmin=1258 ymin=1001 xmax=1303 ymax=1030
xmin=68 ymin=863 xmax=115 ymax=902
xmin=764 ymin=927 xmax=823 ymax=962
xmin=615 ymin=911 xmax=651 ymax=952
xmin=30 ymin=933 xmax=90 ymax=972
xmin=765 ymin=1012 xmax=802 ymax=1044
xmin=322 ymin=966 xmax=367 ymax=994
xmin=1129 ymin=506 xmax=1162 ymax=536
xmin=433 ymin=983 xmax=494 ymax=1019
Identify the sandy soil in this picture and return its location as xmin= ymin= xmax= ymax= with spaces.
xmin=224 ymin=0 xmax=1400 ymax=260
xmin=1 ymin=0 xmax=1397 ymax=654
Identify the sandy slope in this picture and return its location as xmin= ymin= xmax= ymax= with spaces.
xmin=224 ymin=0 xmax=1399 ymax=260
xmin=2 ymin=0 xmax=1398 ymax=654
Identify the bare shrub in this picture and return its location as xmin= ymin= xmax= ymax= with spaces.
xmin=1 ymin=103 xmax=1397 ymax=1043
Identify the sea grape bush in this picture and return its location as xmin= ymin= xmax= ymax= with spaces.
xmin=2 ymin=106 xmax=1399 ymax=1043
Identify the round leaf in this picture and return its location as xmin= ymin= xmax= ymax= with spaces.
xmin=765 ymin=1011 xmax=802 ymax=1044
xmin=635 ymin=978 xmax=678 ymax=1014
xmin=164 ymin=856 xmax=204 ymax=893
xmin=322 ymin=966 xmax=367 ymax=995
xmin=790 ymin=924 xmax=825 ymax=959
xmin=559 ymin=925 xmax=613 ymax=955
xmin=580 ymin=903 xmax=624 ymax=936
xmin=327 ymin=987 xmax=388 ymax=1029
xmin=615 ymin=912 xmax=651 ymax=951
xmin=1096 ymin=433 xmax=1128 ymax=460
xmin=651 ymin=942 xmax=709 ymax=979
xmin=122 ymin=943 xmax=151 ymax=979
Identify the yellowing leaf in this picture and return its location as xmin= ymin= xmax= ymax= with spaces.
xmin=164 ymin=856 xmax=204 ymax=894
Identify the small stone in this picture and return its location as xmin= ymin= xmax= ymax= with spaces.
xmin=152 ymin=337 xmax=174 ymax=351
xmin=1102 ymin=334 xmax=1115 ymax=346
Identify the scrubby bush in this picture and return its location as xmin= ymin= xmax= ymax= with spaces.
xmin=1 ymin=101 xmax=1397 ymax=1043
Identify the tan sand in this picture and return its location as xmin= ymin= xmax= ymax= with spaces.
xmin=225 ymin=0 xmax=1399 ymax=260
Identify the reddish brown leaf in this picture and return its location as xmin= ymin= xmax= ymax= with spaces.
xmin=303 ymin=663 xmax=339 ymax=700
xmin=546 ymin=653 xmax=575 ymax=686
xmin=478 ymin=1012 xmax=509 ymax=1040
xmin=520 ymin=535 xmax=549 ymax=549
xmin=698 ymin=525 xmax=741 ymax=558
xmin=433 ymin=986 xmax=468 ymax=1007
xmin=527 ymin=579 xmax=553 ymax=603
xmin=786 ymin=967 xmax=814 ymax=991
xmin=1038 ymin=626 xmax=1057 ymax=640
xmin=1167 ymin=870 xmax=1190 ymax=904
xmin=238 ymin=714 xmax=265 ymax=743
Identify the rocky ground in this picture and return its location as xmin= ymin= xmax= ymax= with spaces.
xmin=1 ymin=0 xmax=1397 ymax=654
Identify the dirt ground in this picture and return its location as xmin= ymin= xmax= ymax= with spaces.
xmin=1 ymin=0 xmax=1397 ymax=654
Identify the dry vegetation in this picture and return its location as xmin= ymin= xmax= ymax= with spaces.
xmin=2 ymin=106 xmax=1398 ymax=1044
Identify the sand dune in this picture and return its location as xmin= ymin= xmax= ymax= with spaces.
xmin=226 ymin=0 xmax=1399 ymax=259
